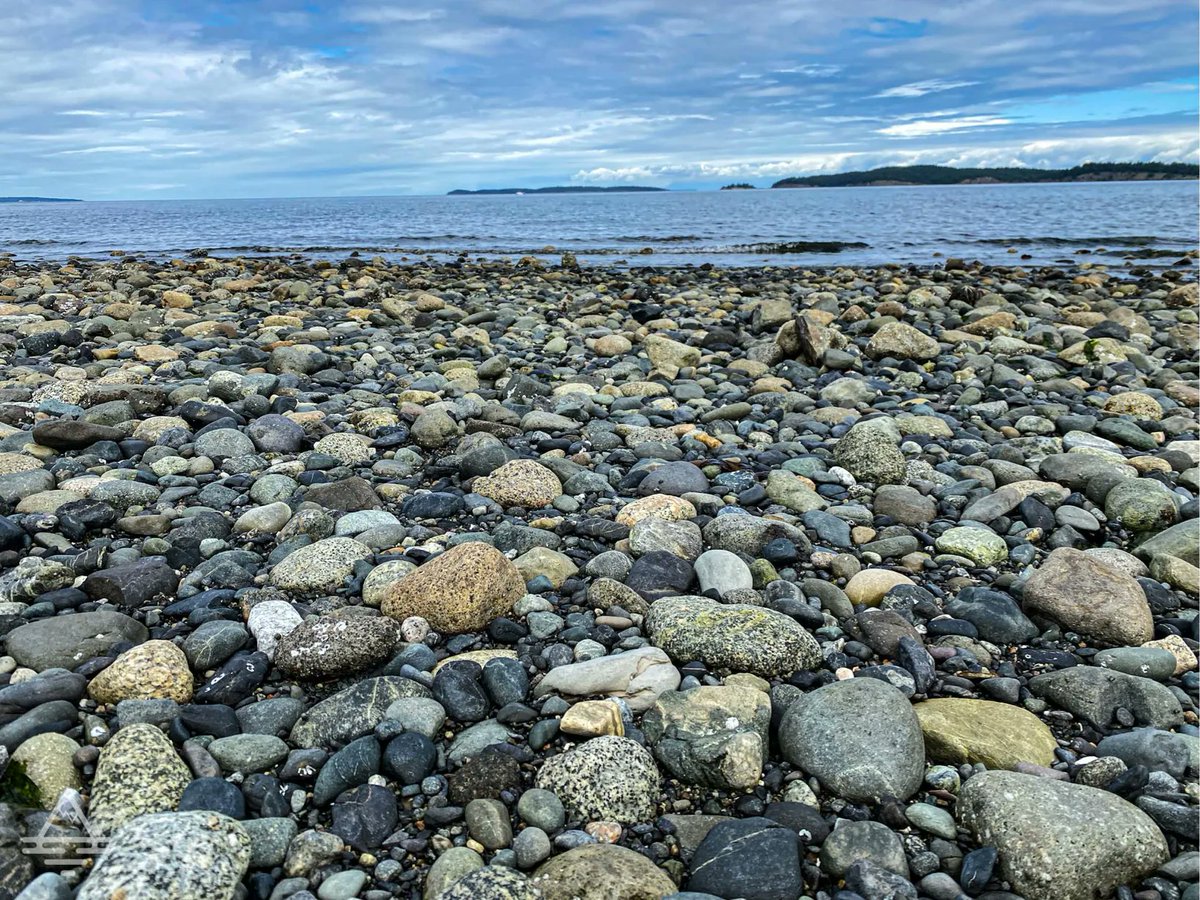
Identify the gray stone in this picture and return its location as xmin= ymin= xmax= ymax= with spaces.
xmin=240 ymin=818 xmax=298 ymax=869
xmin=77 ymin=811 xmax=250 ymax=900
xmin=274 ymin=616 xmax=399 ymax=680
xmin=535 ymin=735 xmax=660 ymax=824
xmin=208 ymin=734 xmax=289 ymax=773
xmin=958 ymin=770 xmax=1169 ymax=900
xmin=290 ymin=676 xmax=432 ymax=749
xmin=643 ymin=684 xmax=771 ymax=790
xmin=779 ymin=677 xmax=924 ymax=801
xmin=834 ymin=419 xmax=907 ymax=485
xmin=692 ymin=549 xmax=754 ymax=597
xmin=1095 ymin=728 xmax=1199 ymax=780
xmin=269 ymin=537 xmax=371 ymax=594
xmin=1029 ymin=667 xmax=1182 ymax=729
xmin=820 ymin=819 xmax=909 ymax=878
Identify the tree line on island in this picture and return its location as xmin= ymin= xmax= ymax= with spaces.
xmin=449 ymin=162 xmax=1197 ymax=194
xmin=771 ymin=161 xmax=1198 ymax=188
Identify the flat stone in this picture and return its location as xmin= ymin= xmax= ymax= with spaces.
xmin=1029 ymin=666 xmax=1182 ymax=729
xmin=6 ymin=611 xmax=147 ymax=671
xmin=646 ymin=595 xmax=821 ymax=677
xmin=914 ymin=698 xmax=1058 ymax=770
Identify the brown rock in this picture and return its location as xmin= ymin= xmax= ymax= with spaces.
xmin=381 ymin=542 xmax=525 ymax=633
xmin=1022 ymin=548 xmax=1153 ymax=646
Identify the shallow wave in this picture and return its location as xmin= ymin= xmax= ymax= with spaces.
xmin=967 ymin=235 xmax=1184 ymax=247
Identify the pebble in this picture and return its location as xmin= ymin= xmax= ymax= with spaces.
xmin=0 ymin=255 xmax=1192 ymax=900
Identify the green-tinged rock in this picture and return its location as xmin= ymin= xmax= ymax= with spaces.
xmin=833 ymin=420 xmax=907 ymax=485
xmin=646 ymin=595 xmax=820 ymax=677
xmin=10 ymin=733 xmax=81 ymax=810
xmin=1104 ymin=479 xmax=1179 ymax=532
xmin=914 ymin=699 xmax=1057 ymax=770
xmin=934 ymin=526 xmax=1008 ymax=566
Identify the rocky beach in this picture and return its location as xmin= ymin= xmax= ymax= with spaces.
xmin=0 ymin=250 xmax=1192 ymax=900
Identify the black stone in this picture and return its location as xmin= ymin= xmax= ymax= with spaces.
xmin=625 ymin=551 xmax=694 ymax=601
xmin=194 ymin=651 xmax=270 ymax=705
xmin=432 ymin=662 xmax=490 ymax=723
xmin=688 ymin=817 xmax=803 ymax=900
xmin=383 ymin=732 xmax=437 ymax=785
xmin=330 ymin=783 xmax=398 ymax=851
xmin=447 ymin=746 xmax=522 ymax=805
xmin=179 ymin=777 xmax=246 ymax=819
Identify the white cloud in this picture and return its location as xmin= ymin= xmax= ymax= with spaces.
xmin=878 ymin=116 xmax=1012 ymax=137
xmin=875 ymin=79 xmax=979 ymax=98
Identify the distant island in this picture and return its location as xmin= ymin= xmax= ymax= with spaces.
xmin=0 ymin=196 xmax=82 ymax=203
xmin=721 ymin=183 xmax=756 ymax=190
xmin=771 ymin=162 xmax=1198 ymax=188
xmin=448 ymin=185 xmax=667 ymax=195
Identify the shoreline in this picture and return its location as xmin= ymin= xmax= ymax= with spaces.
xmin=0 ymin=254 xmax=1194 ymax=899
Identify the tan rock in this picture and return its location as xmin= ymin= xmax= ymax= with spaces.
xmin=560 ymin=700 xmax=625 ymax=737
xmin=1141 ymin=634 xmax=1198 ymax=675
xmin=1023 ymin=548 xmax=1153 ymax=646
xmin=844 ymin=569 xmax=915 ymax=607
xmin=473 ymin=459 xmax=562 ymax=508
xmin=1104 ymin=392 xmax=1163 ymax=420
xmin=381 ymin=542 xmax=525 ymax=633
xmin=644 ymin=334 xmax=700 ymax=379
xmin=513 ymin=546 xmax=579 ymax=588
xmin=88 ymin=640 xmax=194 ymax=705
xmin=615 ymin=494 xmax=696 ymax=528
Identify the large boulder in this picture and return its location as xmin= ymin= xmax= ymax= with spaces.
xmin=779 ymin=677 xmax=924 ymax=801
xmin=958 ymin=770 xmax=1168 ymax=900
xmin=1022 ymin=548 xmax=1154 ymax=645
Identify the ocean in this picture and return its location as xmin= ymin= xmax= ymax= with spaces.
xmin=0 ymin=179 xmax=1195 ymax=269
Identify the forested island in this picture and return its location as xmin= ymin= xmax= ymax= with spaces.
xmin=0 ymin=197 xmax=82 ymax=203
xmin=448 ymin=186 xmax=667 ymax=195
xmin=720 ymin=183 xmax=756 ymax=190
xmin=771 ymin=162 xmax=1198 ymax=188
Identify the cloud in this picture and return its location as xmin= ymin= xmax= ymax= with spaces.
xmin=878 ymin=116 xmax=1013 ymax=137
xmin=0 ymin=0 xmax=1193 ymax=197
xmin=875 ymin=79 xmax=979 ymax=98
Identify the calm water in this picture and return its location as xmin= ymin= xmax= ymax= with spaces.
xmin=0 ymin=180 xmax=1196 ymax=269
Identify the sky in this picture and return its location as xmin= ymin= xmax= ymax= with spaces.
xmin=1 ymin=0 xmax=1197 ymax=199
